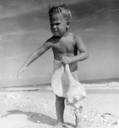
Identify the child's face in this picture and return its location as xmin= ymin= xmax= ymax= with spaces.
xmin=50 ymin=14 xmax=69 ymax=37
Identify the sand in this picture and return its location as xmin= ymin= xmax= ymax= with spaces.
xmin=0 ymin=82 xmax=119 ymax=128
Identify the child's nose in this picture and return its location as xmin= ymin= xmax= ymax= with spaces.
xmin=53 ymin=25 xmax=57 ymax=29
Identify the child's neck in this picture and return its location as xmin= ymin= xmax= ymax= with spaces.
xmin=63 ymin=31 xmax=69 ymax=37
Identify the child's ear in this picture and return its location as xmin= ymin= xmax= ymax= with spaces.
xmin=66 ymin=22 xmax=70 ymax=29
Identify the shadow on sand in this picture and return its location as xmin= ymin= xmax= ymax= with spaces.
xmin=2 ymin=109 xmax=75 ymax=127
xmin=3 ymin=109 xmax=56 ymax=126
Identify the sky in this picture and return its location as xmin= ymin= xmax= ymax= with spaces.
xmin=0 ymin=0 xmax=119 ymax=86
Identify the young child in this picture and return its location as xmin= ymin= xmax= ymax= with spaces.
xmin=18 ymin=3 xmax=88 ymax=128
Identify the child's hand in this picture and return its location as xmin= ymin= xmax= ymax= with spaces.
xmin=61 ymin=56 xmax=71 ymax=64
xmin=17 ymin=65 xmax=27 ymax=79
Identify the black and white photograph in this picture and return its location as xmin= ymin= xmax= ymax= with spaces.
xmin=0 ymin=0 xmax=119 ymax=128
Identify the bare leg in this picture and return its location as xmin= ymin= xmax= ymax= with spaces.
xmin=55 ymin=95 xmax=65 ymax=128
xmin=74 ymin=106 xmax=83 ymax=128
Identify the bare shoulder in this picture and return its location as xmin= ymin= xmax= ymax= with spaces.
xmin=43 ymin=36 xmax=55 ymax=47
xmin=73 ymin=33 xmax=87 ymax=52
xmin=67 ymin=32 xmax=82 ymax=42
xmin=72 ymin=33 xmax=83 ymax=43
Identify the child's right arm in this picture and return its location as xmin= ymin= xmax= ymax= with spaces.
xmin=17 ymin=41 xmax=51 ymax=77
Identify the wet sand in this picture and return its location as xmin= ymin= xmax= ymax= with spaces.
xmin=0 ymin=82 xmax=119 ymax=128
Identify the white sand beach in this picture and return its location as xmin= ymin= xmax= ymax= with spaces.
xmin=0 ymin=82 xmax=119 ymax=128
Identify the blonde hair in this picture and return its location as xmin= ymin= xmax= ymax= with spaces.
xmin=48 ymin=3 xmax=72 ymax=24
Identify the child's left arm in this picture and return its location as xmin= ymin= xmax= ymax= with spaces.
xmin=73 ymin=35 xmax=88 ymax=62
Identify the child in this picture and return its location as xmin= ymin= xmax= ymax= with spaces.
xmin=18 ymin=3 xmax=88 ymax=128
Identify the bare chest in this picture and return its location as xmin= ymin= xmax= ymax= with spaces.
xmin=52 ymin=37 xmax=75 ymax=54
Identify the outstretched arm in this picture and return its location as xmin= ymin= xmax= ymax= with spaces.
xmin=17 ymin=41 xmax=51 ymax=77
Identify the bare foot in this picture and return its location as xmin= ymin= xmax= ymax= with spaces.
xmin=54 ymin=122 xmax=68 ymax=128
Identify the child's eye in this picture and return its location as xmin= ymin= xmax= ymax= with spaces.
xmin=55 ymin=23 xmax=60 ymax=25
xmin=50 ymin=23 xmax=60 ymax=27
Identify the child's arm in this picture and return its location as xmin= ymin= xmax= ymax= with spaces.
xmin=17 ymin=41 xmax=51 ymax=76
xmin=73 ymin=35 xmax=88 ymax=62
xmin=61 ymin=35 xmax=88 ymax=64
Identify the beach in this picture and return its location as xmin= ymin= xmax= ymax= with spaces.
xmin=0 ymin=82 xmax=119 ymax=128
